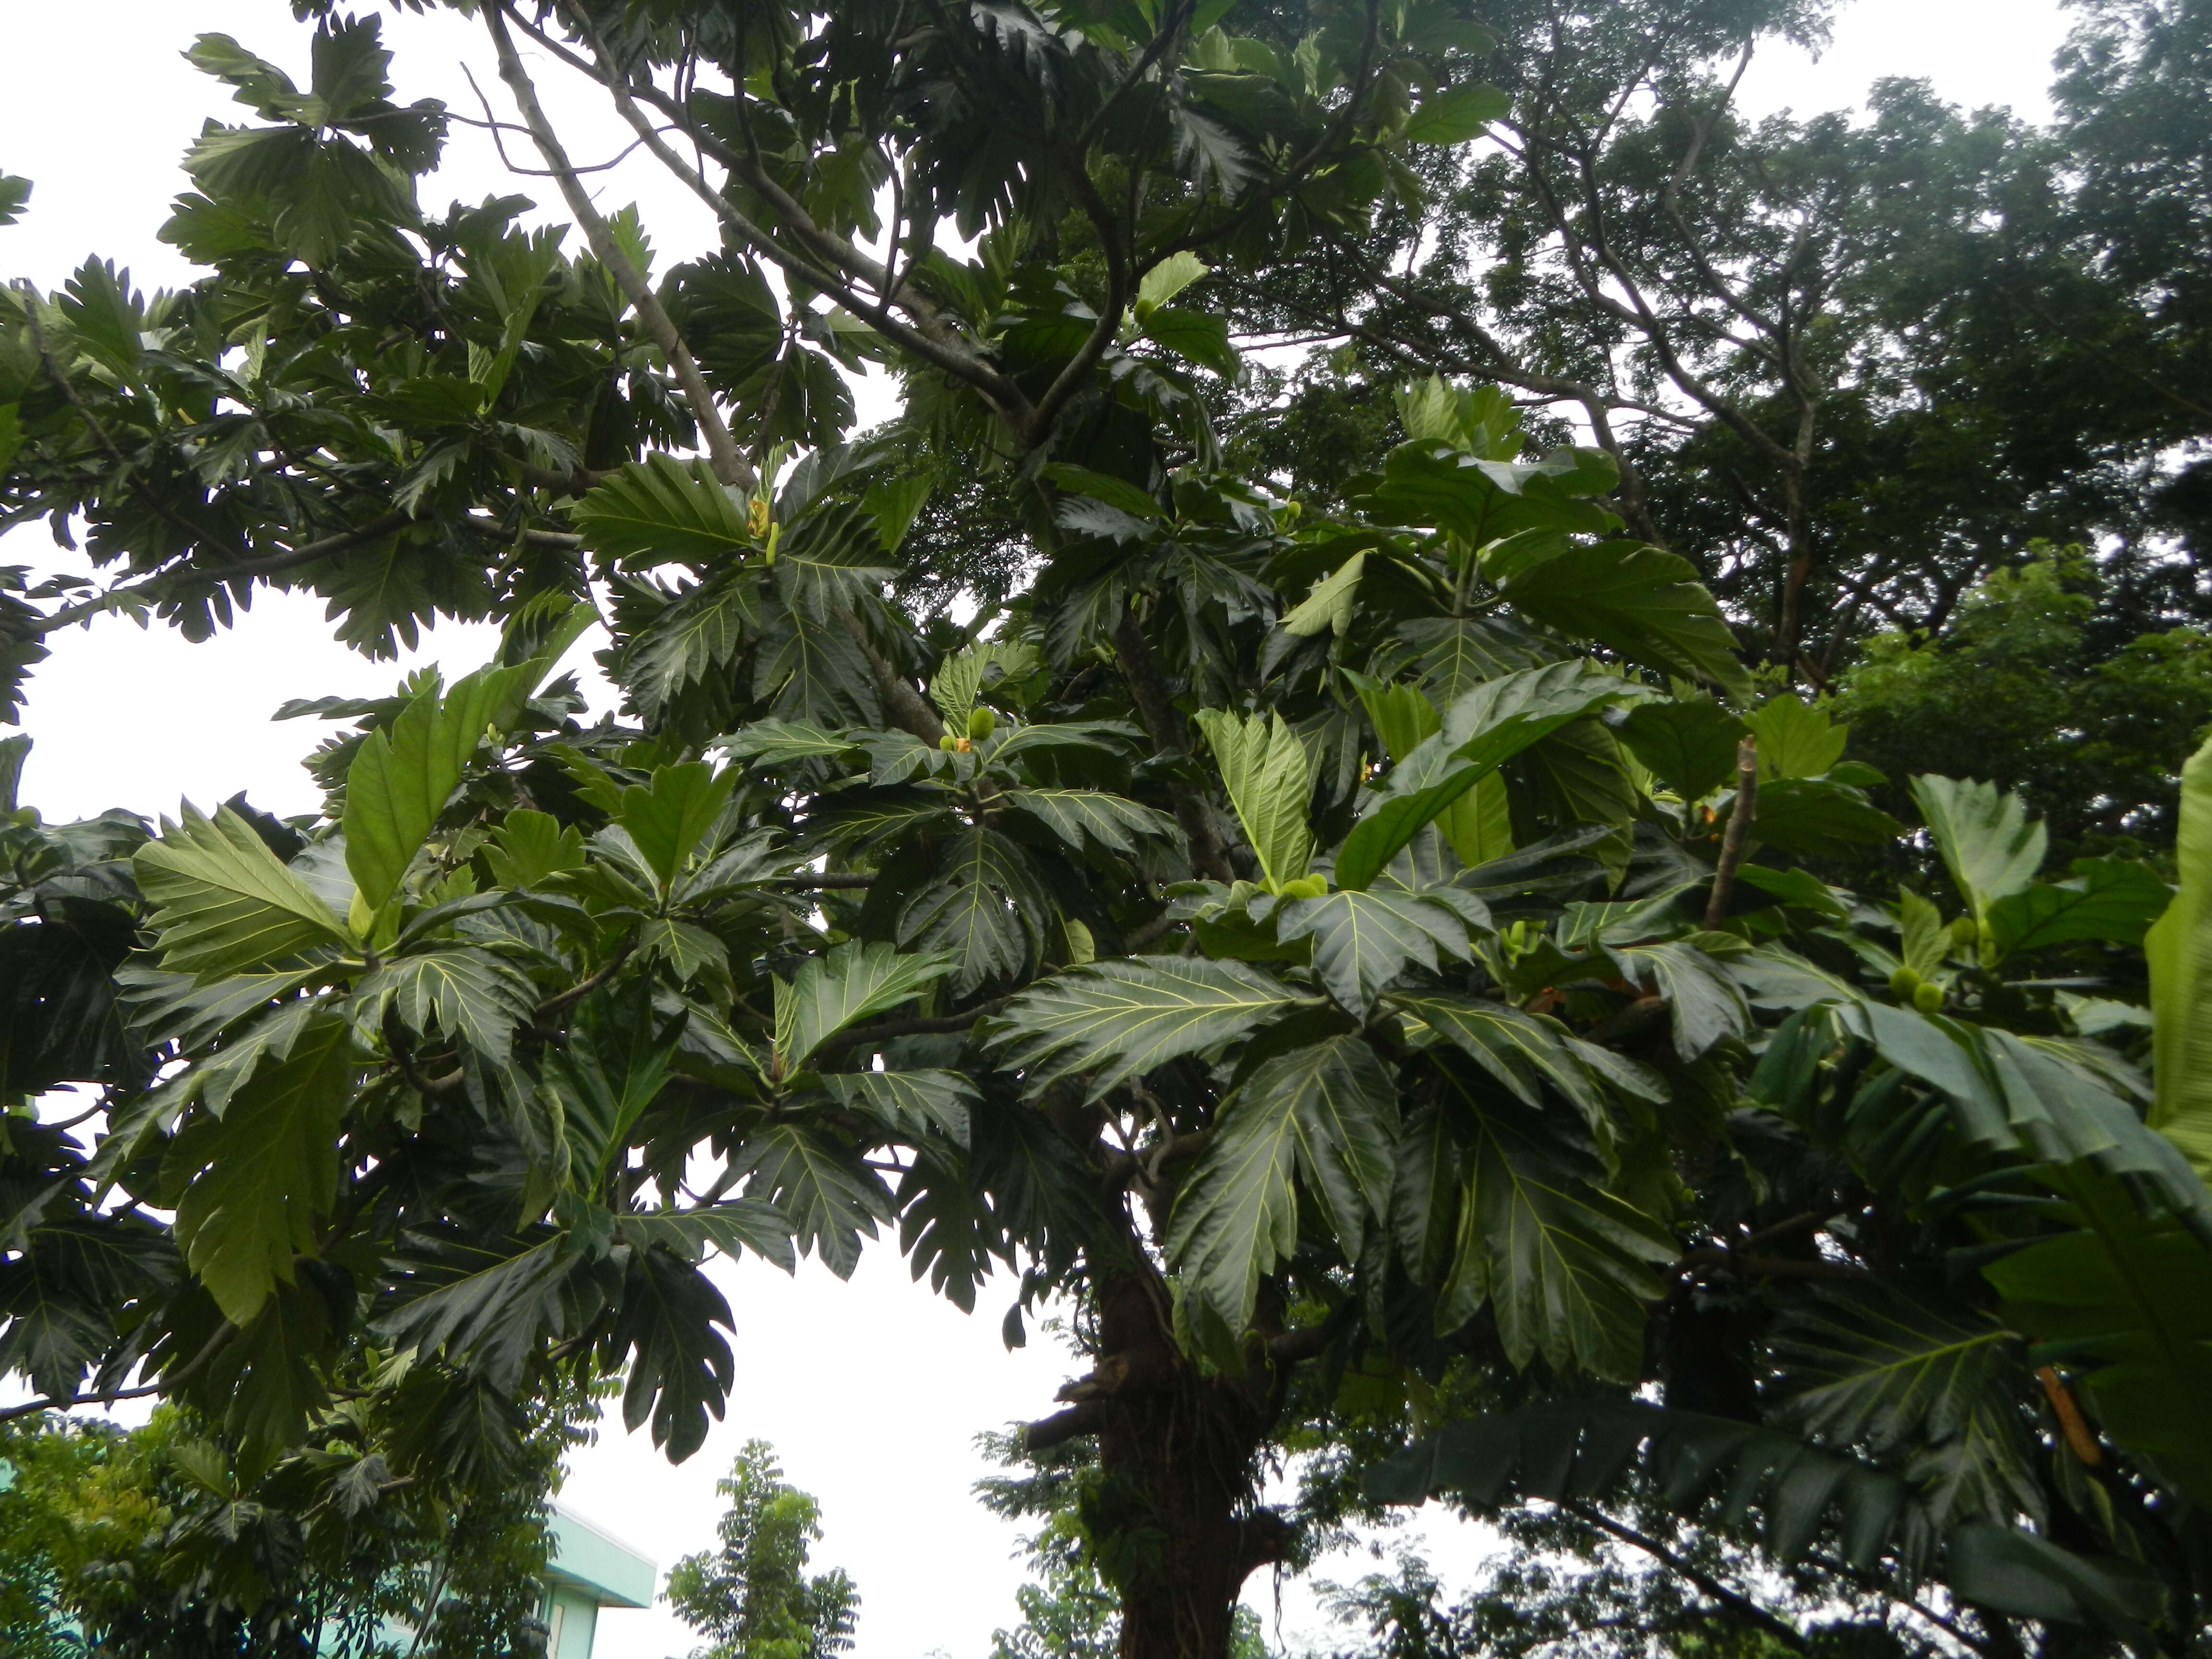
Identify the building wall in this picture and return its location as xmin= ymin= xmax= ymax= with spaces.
xmin=544 ymin=1582 xmax=603 ymax=1659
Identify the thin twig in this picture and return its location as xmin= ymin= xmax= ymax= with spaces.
xmin=534 ymin=936 xmax=638 ymax=1020
xmin=1562 ymin=1501 xmax=1813 ymax=1656
xmin=1702 ymin=735 xmax=1758 ymax=929
xmin=815 ymin=995 xmax=1015 ymax=1058
xmin=0 ymin=1319 xmax=238 ymax=1425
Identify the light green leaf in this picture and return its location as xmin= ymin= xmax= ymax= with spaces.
xmin=1137 ymin=251 xmax=1209 ymax=309
xmin=344 ymin=662 xmax=534 ymax=914
xmin=483 ymin=808 xmax=585 ymax=889
xmin=1899 ymin=888 xmax=1950 ymax=980
xmin=133 ymin=804 xmax=350 ymax=976
xmin=1354 ymin=676 xmax=1439 ymax=764
xmin=1196 ymin=709 xmax=1313 ymax=891
xmin=352 ymin=946 xmax=536 ymax=1065
xmin=1439 ymin=773 xmax=1514 ymax=867
xmin=1167 ymin=1035 xmax=1398 ymax=1358
xmin=989 ymin=957 xmax=1311 ymax=1102
xmin=773 ymin=940 xmax=951 ymax=1072
xmin=170 ymin=1012 xmax=359 ymax=1325
xmin=1745 ymin=693 xmax=1848 ymax=781
xmin=1912 ymin=775 xmax=2047 ymax=925
xmin=1403 ymin=82 xmax=1510 ymax=144
xmin=2148 ymin=733 xmax=2212 ymax=1181
xmin=1139 ymin=306 xmax=1237 ymax=376
xmin=1280 ymin=551 xmax=1367 ymax=637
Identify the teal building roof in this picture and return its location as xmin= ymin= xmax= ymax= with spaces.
xmin=547 ymin=1503 xmax=658 ymax=1610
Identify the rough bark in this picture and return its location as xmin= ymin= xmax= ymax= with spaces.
xmin=1075 ymin=1266 xmax=1286 ymax=1659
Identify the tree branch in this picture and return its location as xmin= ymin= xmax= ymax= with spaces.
xmin=530 ymin=2 xmax=1030 ymax=419
xmin=814 ymin=995 xmax=1015 ymax=1058
xmin=34 ymin=510 xmax=419 ymax=636
xmin=0 ymin=1318 xmax=238 ymax=1426
xmin=486 ymin=7 xmax=753 ymax=491
xmin=1702 ymin=735 xmax=1757 ymax=929
xmin=1022 ymin=1399 xmax=1110 ymax=1452
xmin=1562 ymin=1500 xmax=1814 ymax=1656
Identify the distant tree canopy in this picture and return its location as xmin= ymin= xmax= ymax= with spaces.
xmin=0 ymin=1386 xmax=587 ymax=1658
xmin=0 ymin=5 xmax=2207 ymax=1659
xmin=666 ymin=1441 xmax=858 ymax=1659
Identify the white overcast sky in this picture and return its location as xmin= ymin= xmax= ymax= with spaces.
xmin=0 ymin=3 xmax=2075 ymax=1654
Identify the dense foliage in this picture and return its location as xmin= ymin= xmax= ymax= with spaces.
xmin=0 ymin=3 xmax=2207 ymax=1658
xmin=0 ymin=1388 xmax=585 ymax=1657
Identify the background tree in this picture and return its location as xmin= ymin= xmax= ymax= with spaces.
xmin=0 ymin=1380 xmax=591 ymax=1658
xmin=1832 ymin=544 xmax=2212 ymax=866
xmin=1218 ymin=0 xmax=2212 ymax=721
xmin=665 ymin=1440 xmax=858 ymax=1659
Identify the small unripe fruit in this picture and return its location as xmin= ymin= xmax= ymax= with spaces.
xmin=968 ymin=706 xmax=997 ymax=741
xmin=1279 ymin=874 xmax=1329 ymax=899
xmin=938 ymin=734 xmax=959 ymax=752
xmin=1912 ymin=981 xmax=1945 ymax=1014
xmin=1888 ymin=966 xmax=1921 ymax=999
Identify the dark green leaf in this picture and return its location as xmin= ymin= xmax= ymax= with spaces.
xmin=989 ymin=957 xmax=1311 ymax=1102
xmin=1989 ymin=859 xmax=2170 ymax=957
xmin=1618 ymin=699 xmax=1748 ymax=800
xmin=1167 ymin=1035 xmax=1398 ymax=1357
xmin=1500 ymin=541 xmax=1750 ymax=697
xmin=732 ymin=1124 xmax=896 ymax=1279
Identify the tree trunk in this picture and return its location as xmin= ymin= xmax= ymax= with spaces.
xmin=1081 ymin=1269 xmax=1283 ymax=1659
